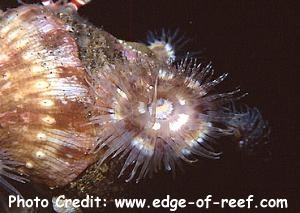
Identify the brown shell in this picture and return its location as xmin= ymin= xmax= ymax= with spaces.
xmin=0 ymin=5 xmax=97 ymax=187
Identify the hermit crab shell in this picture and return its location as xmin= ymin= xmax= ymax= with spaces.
xmin=0 ymin=5 xmax=97 ymax=187
xmin=0 ymin=2 xmax=264 ymax=195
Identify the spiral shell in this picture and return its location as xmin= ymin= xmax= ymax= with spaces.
xmin=0 ymin=4 xmax=97 ymax=187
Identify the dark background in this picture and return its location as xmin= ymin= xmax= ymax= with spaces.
xmin=1 ymin=0 xmax=298 ymax=212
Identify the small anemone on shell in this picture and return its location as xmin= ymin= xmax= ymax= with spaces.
xmin=0 ymin=150 xmax=28 ymax=197
xmin=224 ymin=104 xmax=270 ymax=156
xmin=87 ymin=56 xmax=243 ymax=182
xmin=146 ymin=29 xmax=191 ymax=64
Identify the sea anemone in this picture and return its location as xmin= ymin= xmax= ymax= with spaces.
xmin=225 ymin=105 xmax=270 ymax=156
xmin=88 ymin=57 xmax=240 ymax=182
xmin=146 ymin=29 xmax=190 ymax=64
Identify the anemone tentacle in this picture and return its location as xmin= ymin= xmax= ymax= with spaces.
xmin=0 ymin=150 xmax=28 ymax=197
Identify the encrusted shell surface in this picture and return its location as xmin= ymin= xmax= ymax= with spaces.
xmin=0 ymin=5 xmax=97 ymax=187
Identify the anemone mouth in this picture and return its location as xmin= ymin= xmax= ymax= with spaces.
xmin=149 ymin=98 xmax=174 ymax=120
xmin=89 ymin=59 xmax=236 ymax=182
